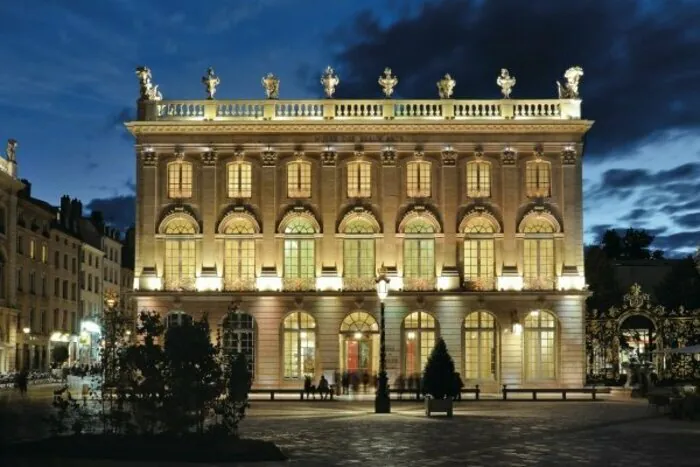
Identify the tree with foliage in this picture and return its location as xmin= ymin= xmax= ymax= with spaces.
xmin=212 ymin=352 xmax=252 ymax=438
xmin=655 ymin=256 xmax=700 ymax=311
xmin=421 ymin=338 xmax=457 ymax=400
xmin=584 ymin=245 xmax=621 ymax=313
xmin=600 ymin=228 xmax=664 ymax=260
xmin=51 ymin=345 xmax=69 ymax=366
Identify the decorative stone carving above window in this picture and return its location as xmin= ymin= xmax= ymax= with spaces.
xmin=261 ymin=148 xmax=277 ymax=167
xmin=501 ymin=146 xmax=516 ymax=165
xmin=201 ymin=150 xmax=217 ymax=166
xmin=321 ymin=148 xmax=337 ymax=166
xmin=140 ymin=149 xmax=157 ymax=167
xmin=381 ymin=147 xmax=397 ymax=166
xmin=474 ymin=144 xmax=484 ymax=159
xmin=174 ymin=145 xmax=185 ymax=161
xmin=561 ymin=145 xmax=577 ymax=165
xmin=441 ymin=146 xmax=457 ymax=167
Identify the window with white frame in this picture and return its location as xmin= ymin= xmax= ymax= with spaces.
xmin=343 ymin=219 xmax=375 ymax=289
xmin=463 ymin=217 xmax=496 ymax=290
xmin=522 ymin=217 xmax=555 ymax=290
xmin=524 ymin=310 xmax=556 ymax=380
xmin=464 ymin=311 xmax=497 ymax=380
xmin=403 ymin=311 xmax=437 ymax=375
xmin=283 ymin=218 xmax=316 ymax=283
xmin=403 ymin=219 xmax=436 ymax=286
xmin=223 ymin=218 xmax=256 ymax=290
xmin=221 ymin=311 xmax=255 ymax=378
xmin=163 ymin=218 xmax=197 ymax=291
xmin=283 ymin=311 xmax=316 ymax=379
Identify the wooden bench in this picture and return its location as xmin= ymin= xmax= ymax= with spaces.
xmin=501 ymin=385 xmax=609 ymax=401
xmin=249 ymin=388 xmax=335 ymax=401
xmin=389 ymin=385 xmax=481 ymax=401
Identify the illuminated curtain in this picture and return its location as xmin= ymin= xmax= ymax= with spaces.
xmin=522 ymin=218 xmax=555 ymax=290
xmin=463 ymin=217 xmax=496 ymax=290
xmin=223 ymin=218 xmax=256 ymax=290
xmin=163 ymin=218 xmax=196 ymax=290
xmin=525 ymin=161 xmax=551 ymax=198
xmin=347 ymin=160 xmax=371 ymax=197
xmin=287 ymin=161 xmax=312 ymax=198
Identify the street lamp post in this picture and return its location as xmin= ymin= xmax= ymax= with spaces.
xmin=375 ymin=269 xmax=391 ymax=414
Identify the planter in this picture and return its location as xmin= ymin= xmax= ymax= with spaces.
xmin=425 ymin=397 xmax=453 ymax=417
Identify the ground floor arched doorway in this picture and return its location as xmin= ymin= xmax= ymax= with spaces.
xmin=338 ymin=311 xmax=379 ymax=391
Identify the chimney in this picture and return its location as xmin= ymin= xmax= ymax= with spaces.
xmin=60 ymin=195 xmax=71 ymax=227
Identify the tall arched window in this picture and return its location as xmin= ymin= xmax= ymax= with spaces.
xmin=287 ymin=161 xmax=312 ymax=198
xmin=343 ymin=218 xmax=376 ymax=291
xmin=283 ymin=217 xmax=316 ymax=291
xmin=406 ymin=160 xmax=431 ymax=197
xmin=403 ymin=218 xmax=436 ymax=290
xmin=347 ymin=160 xmax=371 ymax=198
xmin=525 ymin=160 xmax=551 ymax=198
xmin=339 ymin=311 xmax=379 ymax=376
xmin=163 ymin=217 xmax=197 ymax=291
xmin=464 ymin=311 xmax=497 ymax=381
xmin=524 ymin=310 xmax=557 ymax=380
xmin=167 ymin=161 xmax=193 ymax=199
xmin=521 ymin=217 xmax=556 ymax=290
xmin=283 ymin=311 xmax=316 ymax=379
xmin=403 ymin=311 xmax=437 ymax=375
xmin=223 ymin=218 xmax=256 ymax=290
xmin=227 ymin=161 xmax=252 ymax=198
xmin=466 ymin=160 xmax=491 ymax=198
xmin=221 ymin=310 xmax=255 ymax=378
xmin=463 ymin=217 xmax=496 ymax=290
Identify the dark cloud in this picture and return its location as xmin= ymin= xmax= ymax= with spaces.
xmin=619 ymin=209 xmax=653 ymax=222
xmin=85 ymin=195 xmax=135 ymax=230
xmin=587 ymin=163 xmax=700 ymax=201
xmin=303 ymin=0 xmax=700 ymax=160
xmin=652 ymin=231 xmax=700 ymax=255
xmin=665 ymin=199 xmax=700 ymax=213
xmin=125 ymin=178 xmax=136 ymax=193
xmin=673 ymin=212 xmax=700 ymax=229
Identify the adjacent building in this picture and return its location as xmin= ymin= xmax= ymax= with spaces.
xmin=128 ymin=66 xmax=593 ymax=390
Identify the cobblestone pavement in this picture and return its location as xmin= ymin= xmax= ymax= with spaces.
xmin=2 ymin=387 xmax=700 ymax=466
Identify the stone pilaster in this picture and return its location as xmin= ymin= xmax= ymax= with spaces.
xmin=320 ymin=149 xmax=337 ymax=270
xmin=200 ymin=150 xmax=218 ymax=270
xmin=260 ymin=149 xmax=277 ymax=270
xmin=137 ymin=148 xmax=158 ymax=278
xmin=500 ymin=147 xmax=518 ymax=269
xmin=441 ymin=148 xmax=458 ymax=271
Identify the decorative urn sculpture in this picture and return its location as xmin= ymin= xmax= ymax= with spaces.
xmin=496 ymin=69 xmax=516 ymax=99
xmin=378 ymin=68 xmax=399 ymax=98
xmin=437 ymin=74 xmax=456 ymax=99
xmin=202 ymin=67 xmax=221 ymax=100
xmin=135 ymin=66 xmax=163 ymax=101
xmin=557 ymin=66 xmax=584 ymax=99
xmin=320 ymin=66 xmax=340 ymax=99
xmin=261 ymin=73 xmax=280 ymax=99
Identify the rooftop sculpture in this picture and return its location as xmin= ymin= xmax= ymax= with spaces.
xmin=202 ymin=67 xmax=221 ymax=100
xmin=261 ymin=73 xmax=280 ymax=99
xmin=135 ymin=66 xmax=163 ymax=101
xmin=378 ymin=68 xmax=399 ymax=98
xmin=496 ymin=69 xmax=516 ymax=99
xmin=557 ymin=66 xmax=584 ymax=99
xmin=6 ymin=139 xmax=17 ymax=162
xmin=321 ymin=66 xmax=340 ymax=99
xmin=437 ymin=74 xmax=456 ymax=99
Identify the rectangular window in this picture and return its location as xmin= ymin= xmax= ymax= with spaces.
xmin=17 ymin=236 xmax=23 ymax=254
xmin=525 ymin=161 xmax=551 ymax=198
xmin=224 ymin=239 xmax=255 ymax=289
xmin=284 ymin=239 xmax=315 ymax=279
xmin=343 ymin=239 xmax=375 ymax=278
xmin=227 ymin=162 xmax=252 ymax=198
xmin=29 ymin=240 xmax=35 ymax=260
xmin=29 ymin=271 xmax=35 ymax=294
xmin=283 ymin=331 xmax=315 ymax=379
xmin=406 ymin=161 xmax=431 ymax=197
xmin=16 ymin=268 xmax=22 ymax=291
xmin=523 ymin=239 xmax=555 ymax=289
xmin=403 ymin=239 xmax=435 ymax=279
xmin=466 ymin=161 xmax=491 ymax=198
xmin=347 ymin=161 xmax=371 ymax=198
xmin=41 ymin=244 xmax=48 ymax=263
xmin=287 ymin=161 xmax=312 ymax=198
xmin=168 ymin=161 xmax=193 ymax=198
xmin=164 ymin=239 xmax=196 ymax=290
xmin=525 ymin=329 xmax=556 ymax=380
xmin=463 ymin=239 xmax=495 ymax=290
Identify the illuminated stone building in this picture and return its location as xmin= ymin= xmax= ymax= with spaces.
xmin=127 ymin=66 xmax=592 ymax=390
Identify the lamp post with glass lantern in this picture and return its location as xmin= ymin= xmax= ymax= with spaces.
xmin=375 ymin=269 xmax=391 ymax=414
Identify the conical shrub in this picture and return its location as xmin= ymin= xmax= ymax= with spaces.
xmin=421 ymin=338 xmax=456 ymax=400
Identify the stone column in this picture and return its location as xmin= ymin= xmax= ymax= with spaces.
xmin=561 ymin=147 xmax=583 ymax=270
xmin=137 ymin=148 xmax=158 ymax=278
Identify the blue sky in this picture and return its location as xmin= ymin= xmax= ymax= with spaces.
xmin=0 ymin=0 xmax=698 ymax=255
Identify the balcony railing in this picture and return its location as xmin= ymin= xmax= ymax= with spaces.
xmin=282 ymin=277 xmax=316 ymax=292
xmin=523 ymin=276 xmax=557 ymax=291
xmin=139 ymin=98 xmax=581 ymax=122
xmin=342 ymin=277 xmax=376 ymax=291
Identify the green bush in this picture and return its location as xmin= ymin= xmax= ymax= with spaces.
xmin=421 ymin=338 xmax=457 ymax=400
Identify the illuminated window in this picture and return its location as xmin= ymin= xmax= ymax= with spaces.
xmin=403 ymin=219 xmax=435 ymax=287
xmin=463 ymin=217 xmax=495 ymax=290
xmin=29 ymin=240 xmax=35 ymax=260
xmin=163 ymin=218 xmax=197 ymax=291
xmin=287 ymin=161 xmax=312 ymax=198
xmin=406 ymin=160 xmax=431 ymax=197
xmin=525 ymin=161 xmax=551 ymax=198
xmin=221 ymin=311 xmax=255 ymax=378
xmin=41 ymin=245 xmax=47 ymax=263
xmin=339 ymin=311 xmax=379 ymax=375
xmin=524 ymin=311 xmax=556 ymax=380
xmin=343 ymin=219 xmax=375 ymax=289
xmin=347 ymin=160 xmax=371 ymax=198
xmin=168 ymin=161 xmax=193 ymax=198
xmin=466 ymin=161 xmax=491 ymax=198
xmin=283 ymin=312 xmax=316 ymax=379
xmin=227 ymin=161 xmax=252 ymax=198
xmin=165 ymin=311 xmax=193 ymax=327
xmin=223 ymin=219 xmax=256 ymax=290
xmin=403 ymin=311 xmax=437 ymax=375
xmin=464 ymin=311 xmax=497 ymax=380
xmin=522 ymin=218 xmax=556 ymax=290
xmin=283 ymin=218 xmax=316 ymax=288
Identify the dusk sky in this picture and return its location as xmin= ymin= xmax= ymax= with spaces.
xmin=0 ymin=0 xmax=698 ymax=255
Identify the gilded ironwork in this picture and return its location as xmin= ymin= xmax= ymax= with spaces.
xmin=586 ymin=284 xmax=700 ymax=384
xmin=378 ymin=68 xmax=398 ymax=98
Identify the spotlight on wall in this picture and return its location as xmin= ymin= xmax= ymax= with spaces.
xmin=510 ymin=311 xmax=522 ymax=335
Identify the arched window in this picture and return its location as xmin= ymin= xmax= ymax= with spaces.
xmin=221 ymin=311 xmax=255 ymax=378
xmin=463 ymin=217 xmax=496 ymax=290
xmin=339 ymin=311 xmax=379 ymax=376
xmin=163 ymin=217 xmax=197 ymax=291
xmin=343 ymin=219 xmax=376 ymax=290
xmin=403 ymin=311 xmax=437 ymax=375
xmin=524 ymin=310 xmax=557 ymax=380
xmin=168 ymin=161 xmax=193 ymax=199
xmin=466 ymin=160 xmax=491 ymax=198
xmin=403 ymin=218 xmax=436 ymax=290
xmin=347 ymin=160 xmax=371 ymax=198
xmin=287 ymin=161 xmax=312 ymax=198
xmin=521 ymin=217 xmax=556 ymax=290
xmin=223 ymin=218 xmax=256 ymax=290
xmin=464 ymin=311 xmax=497 ymax=381
xmin=283 ymin=311 xmax=316 ymax=379
xmin=227 ymin=161 xmax=252 ymax=198
xmin=406 ymin=160 xmax=431 ymax=197
xmin=283 ymin=217 xmax=316 ymax=290
xmin=165 ymin=311 xmax=193 ymax=327
xmin=525 ymin=160 xmax=551 ymax=198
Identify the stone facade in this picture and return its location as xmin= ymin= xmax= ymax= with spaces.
xmin=128 ymin=86 xmax=593 ymax=389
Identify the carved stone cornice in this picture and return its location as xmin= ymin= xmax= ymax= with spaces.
xmin=441 ymin=147 xmax=457 ymax=167
xmin=473 ymin=144 xmax=484 ymax=159
xmin=200 ymin=151 xmax=218 ymax=166
xmin=125 ymin=121 xmax=594 ymax=136
xmin=501 ymin=147 xmax=517 ymax=166
xmin=381 ymin=148 xmax=397 ymax=166
xmin=140 ymin=150 xmax=157 ymax=167
xmin=321 ymin=149 xmax=337 ymax=166
xmin=261 ymin=149 xmax=277 ymax=167
xmin=561 ymin=145 xmax=577 ymax=165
